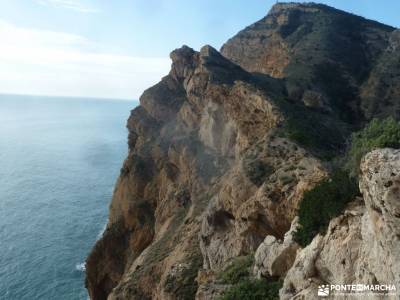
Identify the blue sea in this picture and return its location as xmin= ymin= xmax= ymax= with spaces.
xmin=0 ymin=94 xmax=135 ymax=300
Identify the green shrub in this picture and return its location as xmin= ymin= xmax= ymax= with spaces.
xmin=219 ymin=279 xmax=281 ymax=300
xmin=293 ymin=170 xmax=358 ymax=247
xmin=346 ymin=117 xmax=400 ymax=178
xmin=218 ymin=255 xmax=254 ymax=285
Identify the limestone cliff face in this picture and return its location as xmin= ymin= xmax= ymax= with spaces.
xmin=86 ymin=3 xmax=400 ymax=300
xmin=277 ymin=149 xmax=400 ymax=299
xmin=85 ymin=43 xmax=325 ymax=300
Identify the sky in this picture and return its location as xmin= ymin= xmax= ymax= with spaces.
xmin=0 ymin=0 xmax=399 ymax=100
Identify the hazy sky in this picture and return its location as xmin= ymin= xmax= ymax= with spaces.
xmin=0 ymin=0 xmax=399 ymax=100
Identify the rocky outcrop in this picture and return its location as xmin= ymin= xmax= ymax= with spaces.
xmin=86 ymin=2 xmax=400 ymax=299
xmin=280 ymin=149 xmax=400 ymax=299
xmin=253 ymin=216 xmax=300 ymax=279
xmin=359 ymin=149 xmax=400 ymax=288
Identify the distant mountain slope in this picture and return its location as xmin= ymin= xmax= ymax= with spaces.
xmin=361 ymin=29 xmax=400 ymax=119
xmin=222 ymin=3 xmax=395 ymax=123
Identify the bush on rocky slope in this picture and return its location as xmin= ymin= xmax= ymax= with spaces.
xmin=217 ymin=255 xmax=254 ymax=284
xmin=346 ymin=117 xmax=400 ymax=177
xmin=217 ymin=255 xmax=281 ymax=300
xmin=293 ymin=170 xmax=358 ymax=247
xmin=219 ymin=279 xmax=281 ymax=300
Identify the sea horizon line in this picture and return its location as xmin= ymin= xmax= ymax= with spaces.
xmin=0 ymin=92 xmax=137 ymax=103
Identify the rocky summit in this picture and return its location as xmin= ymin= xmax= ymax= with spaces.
xmin=85 ymin=3 xmax=400 ymax=300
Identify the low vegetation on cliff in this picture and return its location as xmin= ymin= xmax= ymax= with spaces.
xmin=219 ymin=279 xmax=281 ymax=300
xmin=346 ymin=117 xmax=400 ymax=177
xmin=294 ymin=117 xmax=400 ymax=247
xmin=217 ymin=255 xmax=281 ymax=300
xmin=217 ymin=255 xmax=254 ymax=284
xmin=293 ymin=170 xmax=358 ymax=247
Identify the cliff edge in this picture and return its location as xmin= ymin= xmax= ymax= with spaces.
xmin=86 ymin=3 xmax=400 ymax=299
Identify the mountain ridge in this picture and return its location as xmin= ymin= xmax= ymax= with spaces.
xmin=85 ymin=3 xmax=400 ymax=299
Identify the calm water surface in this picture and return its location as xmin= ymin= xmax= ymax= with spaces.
xmin=0 ymin=94 xmax=135 ymax=299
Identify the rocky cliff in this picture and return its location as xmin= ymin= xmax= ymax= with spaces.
xmin=86 ymin=3 xmax=400 ymax=300
xmin=255 ymin=149 xmax=400 ymax=299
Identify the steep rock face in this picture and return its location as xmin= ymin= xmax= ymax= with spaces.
xmin=86 ymin=43 xmax=326 ymax=300
xmin=86 ymin=3 xmax=400 ymax=300
xmin=280 ymin=149 xmax=400 ymax=299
